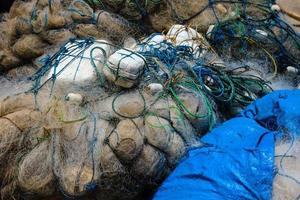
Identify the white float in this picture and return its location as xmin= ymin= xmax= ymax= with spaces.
xmin=47 ymin=40 xmax=113 ymax=83
xmin=271 ymin=4 xmax=281 ymax=12
xmin=65 ymin=93 xmax=83 ymax=105
xmin=166 ymin=24 xmax=207 ymax=58
xmin=123 ymin=37 xmax=138 ymax=50
xmin=103 ymin=49 xmax=146 ymax=88
xmin=146 ymin=83 xmax=163 ymax=95
xmin=167 ymin=25 xmax=201 ymax=45
xmin=135 ymin=33 xmax=166 ymax=52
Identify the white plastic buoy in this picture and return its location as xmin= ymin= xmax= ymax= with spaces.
xmin=123 ymin=37 xmax=138 ymax=50
xmin=145 ymin=83 xmax=163 ymax=95
xmin=103 ymin=49 xmax=146 ymax=88
xmin=166 ymin=24 xmax=206 ymax=58
xmin=65 ymin=93 xmax=83 ymax=104
xmin=271 ymin=4 xmax=281 ymax=12
xmin=143 ymin=34 xmax=166 ymax=44
xmin=47 ymin=39 xmax=113 ymax=83
xmin=167 ymin=25 xmax=202 ymax=46
xmin=135 ymin=33 xmax=166 ymax=52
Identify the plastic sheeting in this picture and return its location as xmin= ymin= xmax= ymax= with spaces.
xmin=153 ymin=90 xmax=300 ymax=200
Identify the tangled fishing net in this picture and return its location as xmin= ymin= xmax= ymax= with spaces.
xmin=0 ymin=0 xmax=299 ymax=199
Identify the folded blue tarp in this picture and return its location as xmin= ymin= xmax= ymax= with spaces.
xmin=153 ymin=90 xmax=300 ymax=200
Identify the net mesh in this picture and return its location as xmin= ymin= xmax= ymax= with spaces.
xmin=0 ymin=0 xmax=299 ymax=199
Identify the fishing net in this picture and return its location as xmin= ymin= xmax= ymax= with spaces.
xmin=83 ymin=0 xmax=300 ymax=76
xmin=274 ymin=139 xmax=300 ymax=200
xmin=0 ymin=0 xmax=140 ymax=72
xmin=0 ymin=25 xmax=272 ymax=198
xmin=1 ymin=0 xmax=299 ymax=75
xmin=0 ymin=0 xmax=299 ymax=199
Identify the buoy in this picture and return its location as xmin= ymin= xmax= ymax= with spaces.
xmin=47 ymin=39 xmax=112 ymax=83
xmin=145 ymin=83 xmax=163 ymax=95
xmin=103 ymin=49 xmax=146 ymax=88
xmin=123 ymin=37 xmax=138 ymax=50
xmin=65 ymin=93 xmax=83 ymax=104
xmin=271 ymin=4 xmax=280 ymax=12
xmin=166 ymin=24 xmax=206 ymax=58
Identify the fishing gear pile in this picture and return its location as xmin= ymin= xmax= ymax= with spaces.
xmin=0 ymin=24 xmax=274 ymax=200
xmin=0 ymin=0 xmax=140 ymax=73
xmin=84 ymin=0 xmax=300 ymax=77
xmin=0 ymin=0 xmax=299 ymax=200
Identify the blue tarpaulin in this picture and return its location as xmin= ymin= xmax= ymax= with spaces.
xmin=153 ymin=90 xmax=300 ymax=200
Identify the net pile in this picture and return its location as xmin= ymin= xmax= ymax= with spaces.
xmin=66 ymin=0 xmax=299 ymax=89
xmin=0 ymin=0 xmax=299 ymax=200
xmin=0 ymin=26 xmax=272 ymax=199
xmin=0 ymin=0 xmax=141 ymax=73
xmin=83 ymin=0 xmax=300 ymax=83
